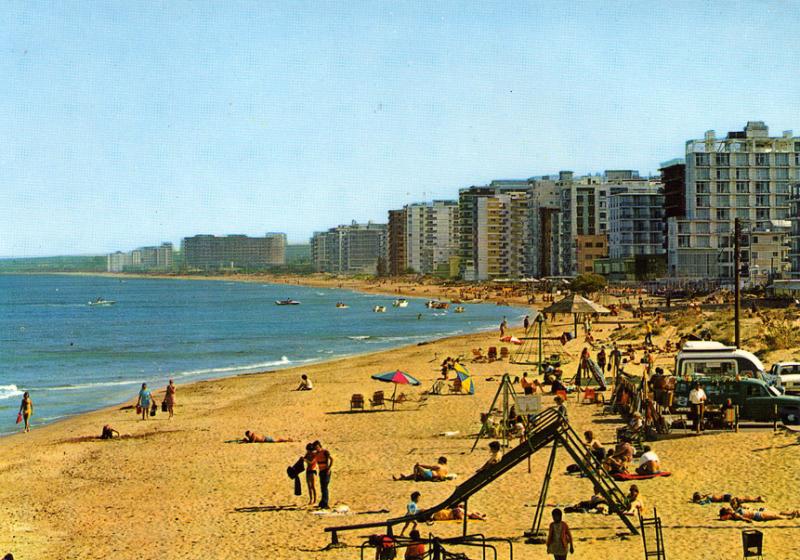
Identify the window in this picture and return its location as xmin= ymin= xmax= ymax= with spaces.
xmin=678 ymin=236 xmax=691 ymax=248
xmin=696 ymin=237 xmax=710 ymax=248
xmin=755 ymin=153 xmax=769 ymax=166
xmin=776 ymin=182 xmax=790 ymax=194
xmin=697 ymin=209 xmax=711 ymax=219
xmin=755 ymin=181 xmax=770 ymax=194
xmin=716 ymin=208 xmax=729 ymax=220
xmin=716 ymin=153 xmax=729 ymax=166
xmin=776 ymin=195 xmax=789 ymax=207
xmin=715 ymin=181 xmax=730 ymax=193
xmin=752 ymin=236 xmax=759 ymax=244
xmin=717 ymin=195 xmax=730 ymax=207
xmin=595 ymin=242 xmax=604 ymax=248
xmin=734 ymin=153 xmax=748 ymax=166
xmin=736 ymin=194 xmax=750 ymax=206
xmin=696 ymin=167 xmax=710 ymax=179
xmin=756 ymin=208 xmax=770 ymax=220
xmin=736 ymin=181 xmax=749 ymax=193
xmin=776 ymin=168 xmax=789 ymax=179
xmin=751 ymin=251 xmax=758 ymax=260
xmin=736 ymin=208 xmax=749 ymax=219
xmin=696 ymin=222 xmax=710 ymax=234
xmin=775 ymin=153 xmax=789 ymax=166
xmin=696 ymin=195 xmax=710 ymax=207
xmin=716 ymin=168 xmax=730 ymax=180
xmin=696 ymin=181 xmax=710 ymax=193
xmin=736 ymin=168 xmax=749 ymax=180
xmin=796 ymin=153 xmax=800 ymax=166
xmin=756 ymin=168 xmax=770 ymax=180
xmin=756 ymin=195 xmax=770 ymax=206
xmin=695 ymin=153 xmax=709 ymax=166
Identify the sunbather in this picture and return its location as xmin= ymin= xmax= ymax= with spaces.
xmin=719 ymin=506 xmax=800 ymax=522
xmin=431 ymin=505 xmax=486 ymax=521
xmin=476 ymin=442 xmax=502 ymax=473
xmin=394 ymin=456 xmax=448 ymax=481
xmin=635 ymin=445 xmax=660 ymax=475
xmin=241 ymin=430 xmax=294 ymax=443
xmin=564 ymin=484 xmax=608 ymax=513
xmin=623 ymin=485 xmax=644 ymax=516
xmin=692 ymin=492 xmax=764 ymax=505
xmin=604 ymin=439 xmax=634 ymax=474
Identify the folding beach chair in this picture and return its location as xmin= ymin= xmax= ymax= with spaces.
xmin=350 ymin=394 xmax=365 ymax=411
xmin=370 ymin=391 xmax=387 ymax=409
xmin=487 ymin=347 xmax=498 ymax=362
xmin=499 ymin=347 xmax=510 ymax=360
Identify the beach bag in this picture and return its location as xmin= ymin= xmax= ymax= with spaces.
xmin=136 ymin=405 xmax=142 ymax=415
xmin=150 ymin=401 xmax=157 ymax=417
xmin=15 ymin=412 xmax=22 ymax=424
xmin=161 ymin=400 xmax=168 ymax=412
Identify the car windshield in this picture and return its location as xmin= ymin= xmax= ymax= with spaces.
xmin=767 ymin=386 xmax=782 ymax=397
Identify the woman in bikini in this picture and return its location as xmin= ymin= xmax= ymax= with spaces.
xmin=304 ymin=442 xmax=318 ymax=506
xmin=719 ymin=506 xmax=800 ymax=522
xmin=19 ymin=392 xmax=33 ymax=432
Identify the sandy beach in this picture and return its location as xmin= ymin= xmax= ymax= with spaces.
xmin=2 ymin=280 xmax=800 ymax=559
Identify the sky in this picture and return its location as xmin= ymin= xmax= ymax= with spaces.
xmin=2 ymin=1 xmax=800 ymax=256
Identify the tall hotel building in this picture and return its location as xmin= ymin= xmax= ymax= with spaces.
xmin=387 ymin=201 xmax=458 ymax=276
xmin=458 ymin=182 xmax=531 ymax=281
xmin=182 ymin=234 xmax=286 ymax=270
xmin=667 ymin=122 xmax=797 ymax=282
xmin=311 ymin=222 xmax=387 ymax=275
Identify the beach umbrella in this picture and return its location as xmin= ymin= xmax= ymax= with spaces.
xmin=371 ymin=370 xmax=421 ymax=409
xmin=452 ymin=362 xmax=475 ymax=394
xmin=541 ymin=293 xmax=611 ymax=337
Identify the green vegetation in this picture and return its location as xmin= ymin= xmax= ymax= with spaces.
xmin=0 ymin=255 xmax=106 ymax=273
xmin=570 ymin=273 xmax=607 ymax=295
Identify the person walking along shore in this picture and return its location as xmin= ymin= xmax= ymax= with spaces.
xmin=19 ymin=392 xmax=33 ymax=433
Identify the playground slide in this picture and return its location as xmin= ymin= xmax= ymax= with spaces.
xmin=584 ymin=358 xmax=607 ymax=391
xmin=324 ymin=407 xmax=637 ymax=542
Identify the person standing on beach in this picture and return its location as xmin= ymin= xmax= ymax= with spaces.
xmin=313 ymin=440 xmax=333 ymax=509
xmin=136 ymin=383 xmax=153 ymax=421
xmin=689 ymin=382 xmax=707 ymax=434
xmin=164 ymin=379 xmax=176 ymax=419
xmin=546 ymin=508 xmax=574 ymax=559
xmin=500 ymin=317 xmax=508 ymax=336
xmin=19 ymin=392 xmax=33 ymax=433
xmin=303 ymin=443 xmax=318 ymax=506
xmin=523 ymin=315 xmax=530 ymax=333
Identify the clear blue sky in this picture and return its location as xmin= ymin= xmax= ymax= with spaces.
xmin=2 ymin=1 xmax=799 ymax=256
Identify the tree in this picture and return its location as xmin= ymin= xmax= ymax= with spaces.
xmin=570 ymin=273 xmax=607 ymax=295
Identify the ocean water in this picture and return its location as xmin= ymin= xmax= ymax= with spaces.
xmin=0 ymin=274 xmax=524 ymax=434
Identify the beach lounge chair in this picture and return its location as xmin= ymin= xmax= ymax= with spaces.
xmin=350 ymin=394 xmax=365 ymax=411
xmin=487 ymin=347 xmax=498 ymax=362
xmin=370 ymin=391 xmax=387 ymax=409
xmin=449 ymin=378 xmax=463 ymax=394
xmin=499 ymin=347 xmax=509 ymax=360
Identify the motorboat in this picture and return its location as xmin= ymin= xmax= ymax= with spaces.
xmin=275 ymin=299 xmax=301 ymax=305
xmin=373 ymin=305 xmax=387 ymax=313
xmin=335 ymin=302 xmax=349 ymax=309
xmin=453 ymin=306 xmax=465 ymax=313
xmin=88 ymin=298 xmax=116 ymax=306
xmin=392 ymin=298 xmax=409 ymax=308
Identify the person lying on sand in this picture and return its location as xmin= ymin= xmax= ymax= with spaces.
xmin=394 ymin=456 xmax=448 ymax=481
xmin=719 ymin=506 xmax=800 ymax=522
xmin=431 ymin=505 xmax=486 ymax=521
xmin=241 ymin=430 xmax=294 ymax=443
xmin=564 ymin=485 xmax=608 ymax=514
xmin=692 ymin=492 xmax=764 ymax=505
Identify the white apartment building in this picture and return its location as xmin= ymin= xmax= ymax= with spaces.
xmin=667 ymin=122 xmax=799 ymax=282
xmin=556 ymin=173 xmax=608 ymax=276
xmin=405 ymin=200 xmax=458 ymax=275
xmin=608 ymin=183 xmax=665 ymax=259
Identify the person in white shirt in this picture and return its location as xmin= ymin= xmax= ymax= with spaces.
xmin=636 ymin=445 xmax=661 ymax=475
xmin=296 ymin=374 xmax=313 ymax=391
xmin=688 ymin=382 xmax=707 ymax=434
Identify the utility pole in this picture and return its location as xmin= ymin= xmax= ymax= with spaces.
xmin=734 ymin=218 xmax=741 ymax=348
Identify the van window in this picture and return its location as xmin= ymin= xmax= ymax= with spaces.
xmin=683 ymin=360 xmax=736 ymax=377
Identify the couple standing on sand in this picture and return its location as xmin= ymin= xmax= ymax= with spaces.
xmin=135 ymin=379 xmax=177 ymax=420
xmin=303 ymin=440 xmax=333 ymax=509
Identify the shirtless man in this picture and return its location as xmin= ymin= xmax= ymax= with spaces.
xmin=692 ymin=492 xmax=764 ymax=504
xmin=395 ymin=456 xmax=448 ymax=481
xmin=241 ymin=430 xmax=293 ymax=443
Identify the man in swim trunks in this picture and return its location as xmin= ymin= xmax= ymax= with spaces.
xmin=394 ymin=457 xmax=448 ymax=481
xmin=692 ymin=492 xmax=763 ymax=505
xmin=241 ymin=430 xmax=293 ymax=443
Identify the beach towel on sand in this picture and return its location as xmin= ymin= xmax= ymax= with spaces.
xmin=612 ymin=471 xmax=671 ymax=481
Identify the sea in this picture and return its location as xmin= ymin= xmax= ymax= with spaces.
xmin=0 ymin=274 xmax=525 ymax=434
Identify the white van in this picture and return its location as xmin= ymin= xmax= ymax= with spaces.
xmin=769 ymin=362 xmax=800 ymax=395
xmin=675 ymin=341 xmax=770 ymax=383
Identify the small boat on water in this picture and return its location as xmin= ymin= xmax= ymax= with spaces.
xmin=392 ymin=298 xmax=409 ymax=308
xmin=275 ymin=299 xmax=301 ymax=306
xmin=373 ymin=305 xmax=387 ymax=313
xmin=336 ymin=302 xmax=349 ymax=309
xmin=453 ymin=306 xmax=465 ymax=313
xmin=88 ymin=298 xmax=116 ymax=307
